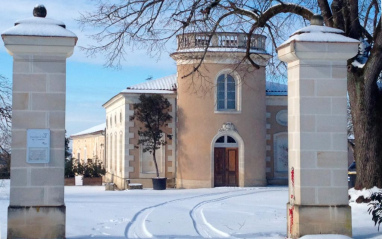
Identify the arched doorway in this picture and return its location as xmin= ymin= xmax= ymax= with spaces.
xmin=214 ymin=135 xmax=239 ymax=187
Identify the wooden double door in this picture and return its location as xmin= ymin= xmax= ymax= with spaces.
xmin=214 ymin=147 xmax=238 ymax=187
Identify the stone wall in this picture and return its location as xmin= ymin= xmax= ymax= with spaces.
xmin=72 ymin=133 xmax=105 ymax=164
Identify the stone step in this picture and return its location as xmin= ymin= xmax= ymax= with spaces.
xmin=129 ymin=183 xmax=143 ymax=190
xmin=105 ymin=183 xmax=115 ymax=191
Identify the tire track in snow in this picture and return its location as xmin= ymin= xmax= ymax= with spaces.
xmin=189 ymin=189 xmax=283 ymax=238
xmin=129 ymin=207 xmax=154 ymax=238
xmin=125 ymin=188 xmax=285 ymax=238
xmin=124 ymin=189 xmax=246 ymax=238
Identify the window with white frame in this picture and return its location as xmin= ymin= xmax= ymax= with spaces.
xmin=217 ymin=73 xmax=236 ymax=111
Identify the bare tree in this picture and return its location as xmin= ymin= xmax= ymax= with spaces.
xmin=0 ymin=76 xmax=11 ymax=175
xmin=347 ymin=99 xmax=354 ymax=138
xmin=79 ymin=0 xmax=382 ymax=189
xmin=0 ymin=76 xmax=11 ymax=152
xmin=130 ymin=94 xmax=172 ymax=178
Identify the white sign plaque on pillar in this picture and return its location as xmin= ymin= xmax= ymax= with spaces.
xmin=26 ymin=129 xmax=50 ymax=164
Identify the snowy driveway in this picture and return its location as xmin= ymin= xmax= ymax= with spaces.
xmin=64 ymin=186 xmax=288 ymax=238
xmin=1 ymin=182 xmax=381 ymax=238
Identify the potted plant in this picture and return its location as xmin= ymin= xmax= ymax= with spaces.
xmin=82 ymin=161 xmax=106 ymax=185
xmin=64 ymin=157 xmax=75 ymax=185
xmin=72 ymin=159 xmax=85 ymax=186
xmin=130 ymin=94 xmax=172 ymax=190
xmin=70 ymin=159 xmax=106 ymax=186
xmin=64 ymin=134 xmax=75 ymax=185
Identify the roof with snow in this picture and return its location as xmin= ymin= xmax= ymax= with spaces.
xmin=292 ymin=25 xmax=344 ymax=35
xmin=122 ymin=74 xmax=177 ymax=94
xmin=266 ymin=81 xmax=287 ymax=96
xmin=122 ymin=74 xmax=287 ymax=96
xmin=71 ymin=123 xmax=106 ymax=137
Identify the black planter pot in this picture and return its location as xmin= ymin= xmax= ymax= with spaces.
xmin=152 ymin=177 xmax=167 ymax=190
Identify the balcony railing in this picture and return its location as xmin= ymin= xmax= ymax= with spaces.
xmin=176 ymin=32 xmax=266 ymax=52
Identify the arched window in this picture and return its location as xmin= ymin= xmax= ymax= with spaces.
xmin=217 ymin=73 xmax=236 ymax=110
xmin=109 ymin=134 xmax=113 ymax=171
xmin=227 ymin=136 xmax=236 ymax=143
xmin=214 ymin=135 xmax=238 ymax=148
xmin=119 ymin=132 xmax=123 ymax=173
xmin=114 ymin=134 xmax=117 ymax=171
xmin=216 ymin=136 xmax=224 ymax=143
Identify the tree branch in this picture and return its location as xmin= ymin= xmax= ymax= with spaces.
xmin=364 ymin=19 xmax=382 ymax=83
xmin=182 ymin=11 xmax=236 ymax=78
xmin=330 ymin=0 xmax=345 ymax=30
xmin=317 ymin=0 xmax=333 ymax=27
xmin=347 ymin=0 xmax=363 ymax=39
xmin=257 ymin=3 xmax=314 ymax=27
xmin=364 ymin=0 xmax=378 ymax=30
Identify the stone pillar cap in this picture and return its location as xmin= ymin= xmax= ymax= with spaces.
xmin=1 ymin=5 xmax=77 ymax=39
xmin=277 ymin=20 xmax=359 ymax=62
xmin=278 ymin=24 xmax=359 ymax=49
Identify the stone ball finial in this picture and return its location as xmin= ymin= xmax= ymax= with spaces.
xmin=310 ymin=14 xmax=324 ymax=26
xmin=33 ymin=4 xmax=47 ymax=18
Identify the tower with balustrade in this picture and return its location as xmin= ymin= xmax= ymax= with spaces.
xmin=171 ymin=32 xmax=271 ymax=188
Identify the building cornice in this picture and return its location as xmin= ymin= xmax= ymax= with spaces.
xmin=102 ymin=93 xmax=125 ymax=109
xmin=171 ymin=51 xmax=271 ymax=66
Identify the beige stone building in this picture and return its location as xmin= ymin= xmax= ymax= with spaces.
xmin=102 ymin=77 xmax=177 ymax=188
xmin=71 ymin=123 xmax=106 ymax=164
xmin=73 ymin=32 xmax=288 ymax=189
xmin=108 ymin=32 xmax=289 ymax=189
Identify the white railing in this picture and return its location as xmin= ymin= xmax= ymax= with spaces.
xmin=176 ymin=32 xmax=266 ymax=51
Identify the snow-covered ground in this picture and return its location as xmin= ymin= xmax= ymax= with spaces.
xmin=0 ymin=179 xmax=381 ymax=239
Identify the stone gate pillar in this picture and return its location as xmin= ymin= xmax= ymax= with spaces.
xmin=277 ymin=16 xmax=359 ymax=238
xmin=1 ymin=5 xmax=77 ymax=238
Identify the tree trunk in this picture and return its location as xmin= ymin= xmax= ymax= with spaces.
xmin=348 ymin=69 xmax=382 ymax=189
xmin=153 ymin=149 xmax=160 ymax=178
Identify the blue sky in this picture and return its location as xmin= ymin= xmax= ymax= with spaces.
xmin=0 ymin=1 xmax=177 ymax=137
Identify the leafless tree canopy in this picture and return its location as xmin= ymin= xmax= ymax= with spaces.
xmin=79 ymin=0 xmax=379 ymax=78
xmin=79 ymin=1 xmax=315 ymax=74
xmin=80 ymin=0 xmax=382 ymax=189
xmin=0 ymin=76 xmax=11 ymax=156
